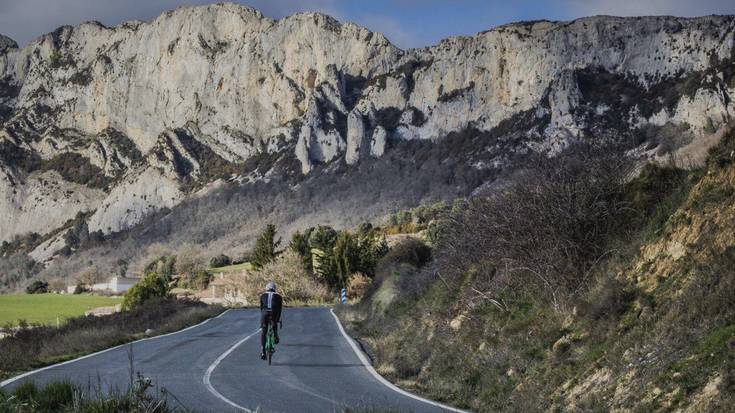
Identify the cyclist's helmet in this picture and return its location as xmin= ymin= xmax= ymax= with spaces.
xmin=266 ymin=282 xmax=277 ymax=292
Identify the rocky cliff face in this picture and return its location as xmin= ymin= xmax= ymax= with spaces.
xmin=1 ymin=3 xmax=734 ymax=265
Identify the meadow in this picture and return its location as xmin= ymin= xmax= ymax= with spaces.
xmin=0 ymin=294 xmax=122 ymax=326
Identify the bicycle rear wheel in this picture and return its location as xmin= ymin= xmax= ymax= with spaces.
xmin=268 ymin=350 xmax=273 ymax=365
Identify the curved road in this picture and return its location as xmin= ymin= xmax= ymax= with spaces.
xmin=1 ymin=308 xmax=464 ymax=413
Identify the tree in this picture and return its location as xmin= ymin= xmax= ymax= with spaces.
xmin=144 ymin=256 xmax=176 ymax=282
xmin=308 ymin=225 xmax=337 ymax=252
xmin=77 ymin=267 xmax=103 ymax=287
xmin=289 ymin=228 xmax=313 ymax=271
xmin=251 ymin=224 xmax=281 ymax=268
xmin=333 ymin=232 xmax=360 ymax=287
xmin=25 ymin=280 xmax=49 ymax=294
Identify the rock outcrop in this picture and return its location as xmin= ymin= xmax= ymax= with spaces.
xmin=1 ymin=3 xmax=734 ymax=263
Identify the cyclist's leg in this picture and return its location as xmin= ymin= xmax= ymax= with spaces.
xmin=273 ymin=318 xmax=279 ymax=344
xmin=260 ymin=312 xmax=268 ymax=356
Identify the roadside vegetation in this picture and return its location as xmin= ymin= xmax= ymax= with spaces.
xmin=337 ymin=135 xmax=735 ymax=412
xmin=0 ymin=376 xmax=184 ymax=413
xmin=0 ymin=379 xmax=404 ymax=413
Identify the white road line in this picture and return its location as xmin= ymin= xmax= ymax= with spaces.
xmin=329 ymin=308 xmax=470 ymax=413
xmin=202 ymin=328 xmax=261 ymax=413
xmin=0 ymin=309 xmax=232 ymax=388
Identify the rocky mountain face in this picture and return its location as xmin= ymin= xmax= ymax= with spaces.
xmin=0 ymin=3 xmax=734 ymax=271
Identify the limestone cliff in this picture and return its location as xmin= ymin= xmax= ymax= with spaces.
xmin=0 ymin=3 xmax=734 ymax=264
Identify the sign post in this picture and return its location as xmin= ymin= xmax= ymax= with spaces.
xmin=340 ymin=288 xmax=347 ymax=304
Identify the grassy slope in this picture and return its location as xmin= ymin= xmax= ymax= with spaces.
xmin=0 ymin=294 xmax=122 ymax=326
xmin=339 ymin=134 xmax=735 ymax=412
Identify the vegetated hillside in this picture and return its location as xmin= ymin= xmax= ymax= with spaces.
xmin=338 ymin=130 xmax=735 ymax=412
xmin=1 ymin=4 xmax=735 ymax=290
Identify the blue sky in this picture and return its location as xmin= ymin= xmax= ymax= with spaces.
xmin=1 ymin=0 xmax=735 ymax=49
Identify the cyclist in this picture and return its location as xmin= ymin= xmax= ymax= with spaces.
xmin=260 ymin=281 xmax=283 ymax=360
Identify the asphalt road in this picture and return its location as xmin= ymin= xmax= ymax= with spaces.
xmin=1 ymin=307 xmax=464 ymax=413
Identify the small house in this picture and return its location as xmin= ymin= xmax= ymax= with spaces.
xmin=90 ymin=276 xmax=139 ymax=294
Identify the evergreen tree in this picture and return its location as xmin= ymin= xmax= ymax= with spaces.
xmin=251 ymin=224 xmax=281 ymax=268
xmin=289 ymin=228 xmax=313 ymax=271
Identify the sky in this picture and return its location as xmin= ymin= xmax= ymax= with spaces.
xmin=1 ymin=0 xmax=735 ymax=49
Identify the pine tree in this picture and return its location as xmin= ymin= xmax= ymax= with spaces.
xmin=251 ymin=224 xmax=281 ymax=268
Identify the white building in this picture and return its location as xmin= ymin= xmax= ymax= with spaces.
xmin=90 ymin=276 xmax=139 ymax=294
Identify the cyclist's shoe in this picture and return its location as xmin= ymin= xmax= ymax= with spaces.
xmin=275 ymin=335 xmax=280 ymax=344
xmin=260 ymin=351 xmax=267 ymax=360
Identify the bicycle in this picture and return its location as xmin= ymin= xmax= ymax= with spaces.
xmin=264 ymin=322 xmax=276 ymax=365
xmin=264 ymin=320 xmax=282 ymax=365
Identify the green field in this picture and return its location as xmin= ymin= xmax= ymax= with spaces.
xmin=208 ymin=262 xmax=253 ymax=273
xmin=0 ymin=294 xmax=122 ymax=327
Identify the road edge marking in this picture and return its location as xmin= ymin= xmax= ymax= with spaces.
xmin=329 ymin=308 xmax=470 ymax=413
xmin=202 ymin=329 xmax=261 ymax=413
xmin=0 ymin=308 xmax=232 ymax=388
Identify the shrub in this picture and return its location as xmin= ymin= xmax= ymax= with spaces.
xmin=251 ymin=224 xmax=281 ymax=268
xmin=122 ymin=272 xmax=169 ymax=310
xmin=73 ymin=282 xmax=87 ymax=294
xmin=383 ymin=238 xmax=432 ymax=268
xmin=25 ymin=280 xmax=49 ymax=294
xmin=209 ymin=254 xmax=231 ymax=268
xmin=179 ymin=269 xmax=212 ymax=290
xmin=347 ymin=273 xmax=371 ymax=300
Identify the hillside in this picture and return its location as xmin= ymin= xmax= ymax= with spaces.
xmin=337 ymin=131 xmax=735 ymax=412
xmin=1 ymin=3 xmax=734 ymax=289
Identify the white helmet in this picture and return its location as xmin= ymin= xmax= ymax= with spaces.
xmin=266 ymin=281 xmax=276 ymax=292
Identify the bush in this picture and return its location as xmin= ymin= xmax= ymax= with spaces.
xmin=122 ymin=272 xmax=169 ymax=310
xmin=436 ymin=143 xmax=634 ymax=308
xmin=179 ymin=269 xmax=212 ymax=290
xmin=347 ymin=273 xmax=371 ymax=300
xmin=209 ymin=254 xmax=231 ymax=268
xmin=25 ymin=280 xmax=49 ymax=294
xmin=383 ymin=238 xmax=432 ymax=268
xmin=73 ymin=282 xmax=87 ymax=294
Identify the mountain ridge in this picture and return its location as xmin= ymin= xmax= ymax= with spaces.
xmin=0 ymin=3 xmax=734 ymax=286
